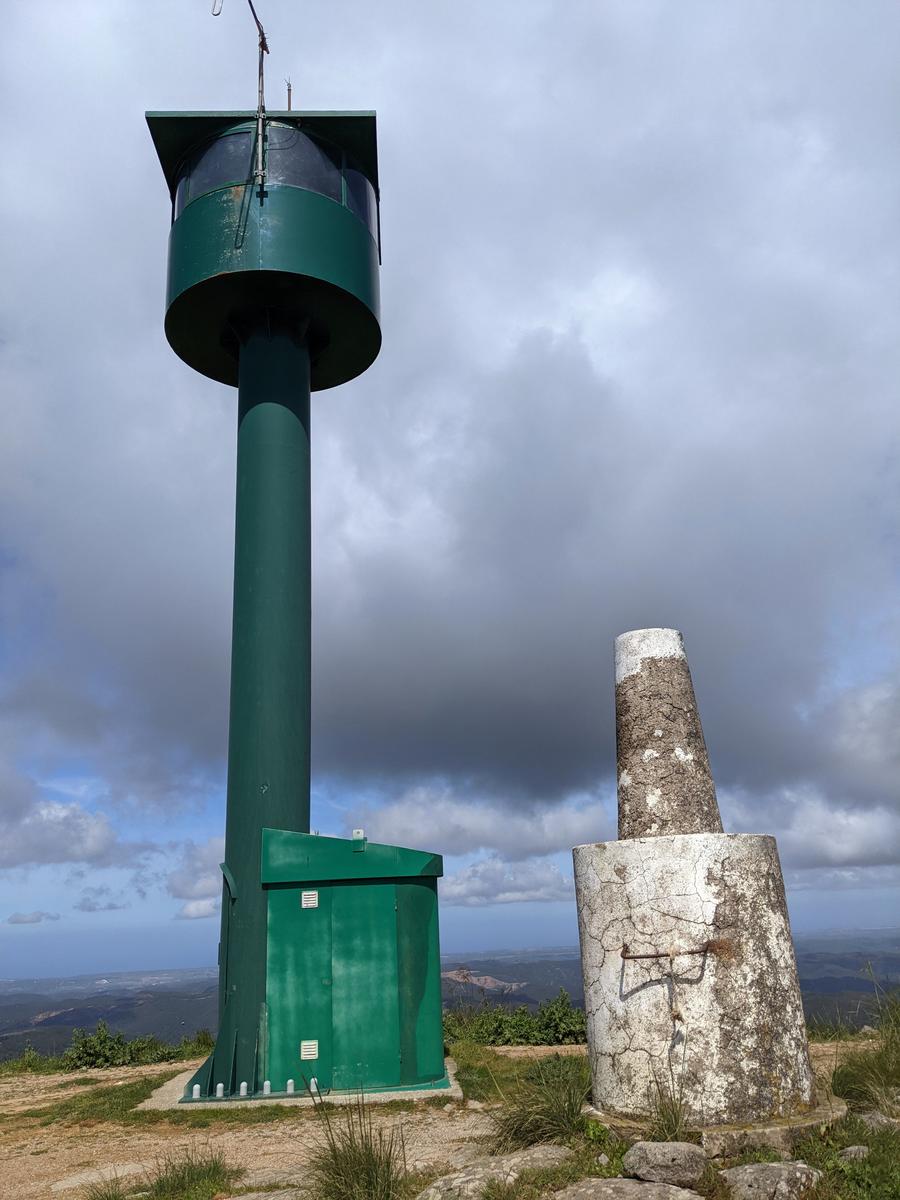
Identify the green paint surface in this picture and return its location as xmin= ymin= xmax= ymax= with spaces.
xmin=265 ymin=871 xmax=446 ymax=1093
xmin=332 ymin=883 xmax=401 ymax=1089
xmin=209 ymin=328 xmax=312 ymax=1097
xmin=261 ymin=828 xmax=442 ymax=883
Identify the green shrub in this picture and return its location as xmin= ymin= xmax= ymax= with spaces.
xmin=490 ymin=1053 xmax=591 ymax=1151
xmin=309 ymin=1092 xmax=409 ymax=1200
xmin=0 ymin=1042 xmax=66 ymax=1076
xmin=443 ymin=991 xmax=586 ymax=1047
xmin=55 ymin=1021 xmax=215 ymax=1071
xmin=532 ymin=991 xmax=587 ymax=1045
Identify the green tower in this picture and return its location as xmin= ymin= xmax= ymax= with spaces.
xmin=147 ymin=109 xmax=448 ymax=1100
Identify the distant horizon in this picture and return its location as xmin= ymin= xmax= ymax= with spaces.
xmin=3 ymin=925 xmax=898 ymax=987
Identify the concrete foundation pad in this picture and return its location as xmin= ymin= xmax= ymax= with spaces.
xmin=584 ymin=1090 xmax=847 ymax=1159
xmin=137 ymin=1058 xmax=462 ymax=1111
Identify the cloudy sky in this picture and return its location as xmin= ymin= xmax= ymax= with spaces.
xmin=1 ymin=1 xmax=899 ymax=978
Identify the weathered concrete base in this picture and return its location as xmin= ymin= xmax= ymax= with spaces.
xmin=137 ymin=1057 xmax=462 ymax=1111
xmin=585 ymin=1089 xmax=846 ymax=1159
xmin=573 ymin=832 xmax=814 ymax=1126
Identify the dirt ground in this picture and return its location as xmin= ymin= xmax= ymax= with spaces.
xmin=0 ymin=1059 xmax=490 ymax=1199
xmin=0 ymin=1041 xmax=863 ymax=1199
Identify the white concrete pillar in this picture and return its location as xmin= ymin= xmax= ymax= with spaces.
xmin=574 ymin=629 xmax=814 ymax=1126
xmin=615 ymin=629 xmax=722 ymax=839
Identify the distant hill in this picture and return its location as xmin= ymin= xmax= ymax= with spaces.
xmin=1 ymin=929 xmax=897 ymax=1060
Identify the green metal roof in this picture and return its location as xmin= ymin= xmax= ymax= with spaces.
xmin=261 ymin=828 xmax=443 ymax=886
xmin=146 ymin=110 xmax=379 ymax=199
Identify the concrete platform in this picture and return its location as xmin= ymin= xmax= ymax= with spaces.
xmin=137 ymin=1058 xmax=462 ymax=1111
xmin=584 ymin=1088 xmax=847 ymax=1159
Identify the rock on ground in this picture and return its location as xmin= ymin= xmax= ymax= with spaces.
xmin=859 ymin=1109 xmax=900 ymax=1130
xmin=414 ymin=1144 xmax=573 ymax=1198
xmin=838 ymin=1145 xmax=869 ymax=1160
xmin=719 ymin=1161 xmax=821 ymax=1199
xmin=622 ymin=1141 xmax=707 ymax=1188
xmin=224 ymin=1192 xmax=302 ymax=1200
xmin=552 ymin=1181 xmax=703 ymax=1199
xmin=240 ymin=1166 xmax=305 ymax=1187
xmin=49 ymin=1162 xmax=149 ymax=1192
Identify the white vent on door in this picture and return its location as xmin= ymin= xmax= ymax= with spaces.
xmin=301 ymin=891 xmax=319 ymax=909
xmin=300 ymin=1040 xmax=319 ymax=1060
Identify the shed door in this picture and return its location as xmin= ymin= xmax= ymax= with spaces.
xmin=266 ymin=882 xmax=334 ymax=1093
xmin=330 ymin=881 xmax=401 ymax=1091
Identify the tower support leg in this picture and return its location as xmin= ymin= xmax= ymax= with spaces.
xmin=202 ymin=321 xmax=312 ymax=1097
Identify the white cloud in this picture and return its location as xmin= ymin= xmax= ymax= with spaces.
xmin=727 ymin=786 xmax=900 ymax=871
xmin=0 ymin=797 xmax=121 ymax=869
xmin=7 ymin=911 xmax=60 ymax=925
xmin=167 ymin=838 xmax=225 ymax=920
xmin=786 ymin=864 xmax=900 ymax=893
xmin=175 ymin=897 xmax=220 ymax=921
xmin=357 ymin=787 xmax=611 ymax=860
xmin=441 ymin=857 xmax=574 ymax=907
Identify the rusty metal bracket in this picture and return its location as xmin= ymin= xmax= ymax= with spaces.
xmin=621 ymin=938 xmax=734 ymax=962
xmin=621 ymin=941 xmax=710 ymax=960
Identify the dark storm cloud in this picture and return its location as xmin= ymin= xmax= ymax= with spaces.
xmin=0 ymin=1 xmax=898 ymax=887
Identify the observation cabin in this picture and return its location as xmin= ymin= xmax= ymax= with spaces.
xmin=147 ymin=111 xmax=381 ymax=390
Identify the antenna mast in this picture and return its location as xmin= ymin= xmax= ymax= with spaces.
xmin=212 ymin=0 xmax=270 ymax=185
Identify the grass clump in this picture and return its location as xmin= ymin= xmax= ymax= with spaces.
xmin=444 ymin=990 xmax=586 ymax=1047
xmin=23 ymin=1073 xmax=182 ymax=1126
xmin=831 ymin=988 xmax=899 ymax=1116
xmin=807 ymin=1012 xmax=863 ymax=1042
xmin=490 ymin=1053 xmax=591 ymax=1152
xmin=144 ymin=1148 xmax=240 ymax=1200
xmin=647 ymin=1052 xmax=691 ymax=1142
xmin=84 ymin=1181 xmax=129 ymax=1200
xmin=84 ymin=1149 xmax=241 ymax=1200
xmin=308 ymin=1092 xmax=412 ymax=1200
xmin=450 ymin=1040 xmax=523 ymax=1102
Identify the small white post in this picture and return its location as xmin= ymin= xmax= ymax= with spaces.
xmin=239 ymin=1081 xmax=248 ymax=1097
xmin=263 ymin=1080 xmax=271 ymax=1095
xmin=286 ymin=1078 xmax=295 ymax=1094
xmin=309 ymin=1076 xmax=319 ymax=1094
xmin=215 ymin=1082 xmax=224 ymax=1098
xmin=191 ymin=1084 xmax=201 ymax=1099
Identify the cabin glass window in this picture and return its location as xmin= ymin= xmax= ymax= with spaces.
xmin=266 ymin=126 xmax=342 ymax=201
xmin=174 ymin=130 xmax=253 ymax=217
xmin=344 ymin=167 xmax=377 ymax=238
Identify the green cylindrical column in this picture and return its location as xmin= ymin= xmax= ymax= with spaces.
xmin=212 ymin=324 xmax=312 ymax=1093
